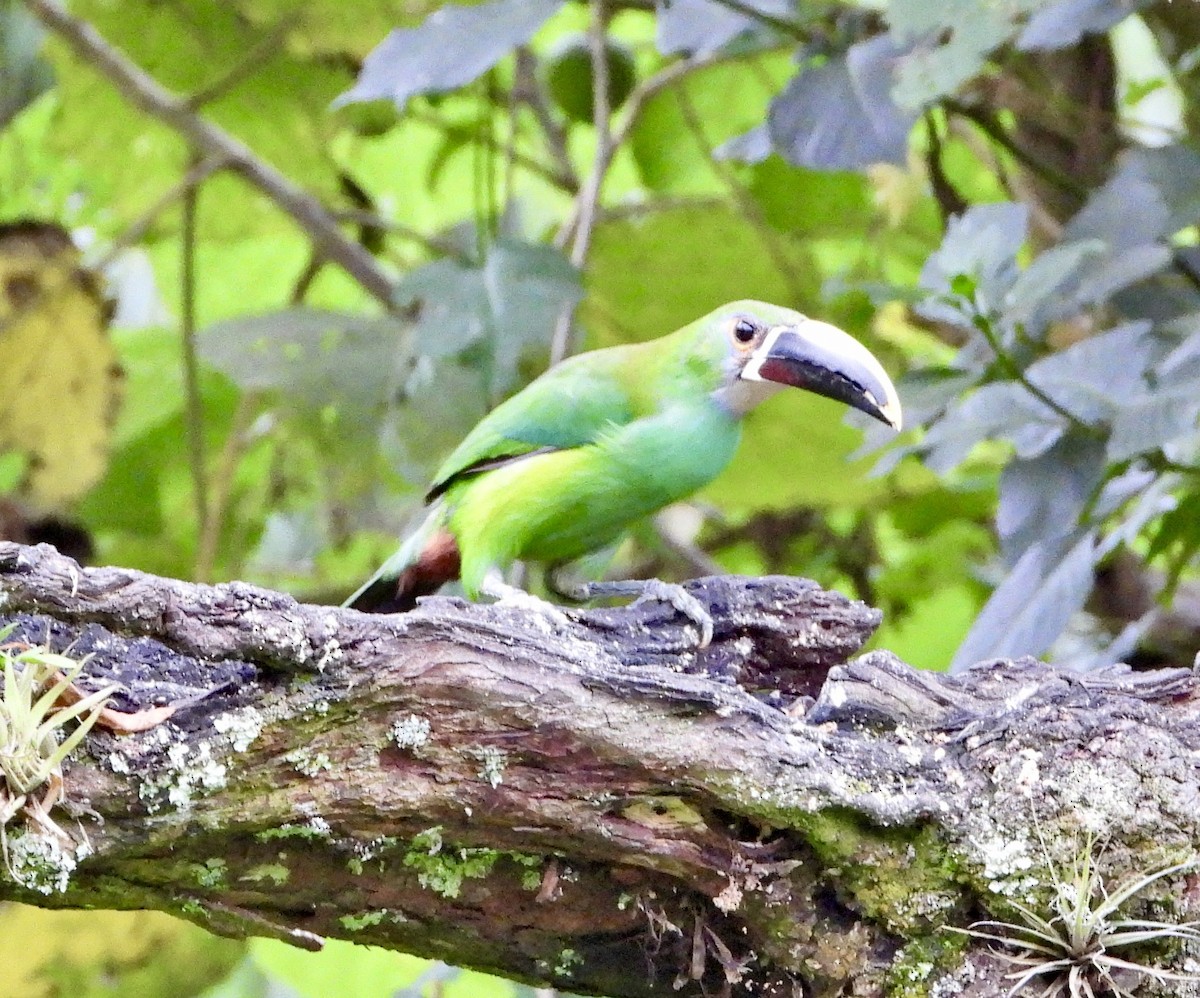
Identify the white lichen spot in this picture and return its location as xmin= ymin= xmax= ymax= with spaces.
xmin=213 ymin=707 xmax=265 ymax=752
xmin=140 ymin=738 xmax=228 ymax=812
xmin=6 ymin=830 xmax=90 ymax=895
xmin=471 ymin=746 xmax=507 ymax=788
xmin=971 ymin=830 xmax=1038 ymax=898
xmin=284 ymin=748 xmax=332 ymax=778
xmin=392 ymin=715 xmax=432 ymax=751
xmin=713 ymin=878 xmax=743 ymax=913
xmin=107 ymin=751 xmax=130 ymax=774
xmin=314 ymin=637 xmax=343 ymax=673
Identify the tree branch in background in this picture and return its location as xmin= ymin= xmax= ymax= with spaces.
xmin=549 ymin=0 xmax=613 ymax=365
xmin=25 ymin=0 xmax=398 ymax=308
xmin=513 ymin=46 xmax=579 ymax=194
xmin=2 ymin=542 xmax=1199 ymax=998
xmin=180 ymin=154 xmax=209 ymax=576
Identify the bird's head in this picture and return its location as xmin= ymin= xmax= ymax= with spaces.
xmin=701 ymin=300 xmax=902 ymax=430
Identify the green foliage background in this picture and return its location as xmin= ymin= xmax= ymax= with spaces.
xmin=4 ymin=0 xmax=1200 ymax=992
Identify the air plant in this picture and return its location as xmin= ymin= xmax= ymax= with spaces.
xmin=0 ymin=624 xmax=115 ymax=850
xmin=950 ymin=835 xmax=1200 ymax=997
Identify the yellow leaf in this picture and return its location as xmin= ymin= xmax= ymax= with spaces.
xmin=0 ymin=905 xmax=242 ymax=998
xmin=0 ymin=222 xmax=121 ymax=507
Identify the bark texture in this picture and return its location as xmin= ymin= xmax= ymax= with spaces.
xmin=1 ymin=541 xmax=1198 ymax=998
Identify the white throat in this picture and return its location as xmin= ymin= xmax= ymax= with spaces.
xmin=712 ymin=377 xmax=783 ymax=417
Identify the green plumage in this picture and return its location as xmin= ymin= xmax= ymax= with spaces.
xmin=345 ymin=300 xmax=900 ymax=613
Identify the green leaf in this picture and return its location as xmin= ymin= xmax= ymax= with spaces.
xmin=887 ymin=0 xmax=1038 ymax=108
xmin=745 ymin=158 xmax=873 ymax=237
xmin=198 ymin=309 xmax=410 ymax=437
xmin=396 ymin=240 xmax=581 ymax=397
xmin=587 ymin=203 xmax=820 ymax=346
xmin=632 ymin=56 xmax=790 ymax=193
xmin=336 ymin=0 xmax=563 ymax=109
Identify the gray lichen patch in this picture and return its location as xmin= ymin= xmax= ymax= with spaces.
xmin=212 ymin=707 xmax=265 ymax=752
xmin=392 ymin=714 xmax=431 ymax=750
xmin=468 ymin=745 xmax=507 ymax=788
xmin=283 ymin=747 xmax=332 ymax=778
xmin=138 ymin=736 xmax=228 ymax=812
xmin=4 ymin=828 xmax=90 ymax=895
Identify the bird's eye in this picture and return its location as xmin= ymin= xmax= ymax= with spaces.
xmin=732 ymin=319 xmax=757 ymax=344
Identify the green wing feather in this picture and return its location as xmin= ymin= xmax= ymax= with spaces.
xmin=427 ymin=349 xmax=639 ymax=500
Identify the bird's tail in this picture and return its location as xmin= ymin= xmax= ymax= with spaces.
xmin=342 ymin=501 xmax=461 ymax=613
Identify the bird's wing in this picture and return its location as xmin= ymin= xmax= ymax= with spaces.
xmin=427 ymin=354 xmax=636 ymax=501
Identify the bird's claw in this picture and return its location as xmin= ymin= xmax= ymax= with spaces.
xmin=480 ymin=572 xmax=574 ymax=632
xmin=633 ymin=579 xmax=714 ymax=648
xmin=493 ymin=588 xmax=573 ymax=631
xmin=576 ymin=578 xmax=714 ymax=648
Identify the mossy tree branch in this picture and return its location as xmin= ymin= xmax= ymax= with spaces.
xmin=0 ymin=541 xmax=1197 ymax=998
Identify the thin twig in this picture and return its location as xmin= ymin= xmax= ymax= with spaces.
xmin=180 ymin=155 xmax=209 ymax=574
xmin=26 ymin=0 xmax=397 ymax=307
xmin=549 ymin=0 xmax=612 ymax=366
xmin=674 ymin=84 xmax=807 ymax=305
xmin=89 ymin=155 xmax=229 ymax=272
xmin=705 ymin=0 xmax=809 ymax=40
xmin=555 ymin=47 xmax=745 ymax=251
xmin=194 ymin=392 xmax=260 ymax=582
xmin=331 ymin=209 xmax=470 ymax=261
xmin=513 ymin=46 xmax=579 ymax=192
xmin=183 ymin=12 xmax=299 ymax=110
xmin=408 ymin=107 xmax=579 ymax=194
xmin=943 ymin=98 xmax=1090 ymax=199
xmin=971 ymin=313 xmax=1101 ymax=435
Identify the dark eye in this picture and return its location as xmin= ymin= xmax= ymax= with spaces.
xmin=733 ymin=319 xmax=756 ymax=344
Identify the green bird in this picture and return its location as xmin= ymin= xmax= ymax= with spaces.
xmin=345 ymin=300 xmax=901 ymax=639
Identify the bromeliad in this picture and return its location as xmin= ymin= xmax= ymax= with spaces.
xmin=345 ymin=300 xmax=901 ymax=642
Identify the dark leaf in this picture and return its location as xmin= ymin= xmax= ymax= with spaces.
xmin=1002 ymin=239 xmax=1105 ymax=331
xmin=1107 ymin=389 xmax=1200 ymax=462
xmin=951 ymin=532 xmax=1097 ymax=671
xmin=1017 ymin=0 xmax=1145 ymax=52
xmin=335 ymin=0 xmax=562 ymax=109
xmin=656 ymin=0 xmax=792 ymax=56
xmin=767 ymin=35 xmax=917 ymax=170
xmin=919 ymin=382 xmax=1065 ymax=472
xmin=395 ymin=240 xmax=582 ymax=397
xmin=0 ymin=3 xmax=53 ymax=130
xmin=1024 ymin=321 xmax=1156 ymax=424
xmin=919 ymin=202 xmax=1027 ymax=314
xmin=1122 ymin=145 xmax=1200 ymax=234
xmin=1064 ymin=167 xmax=1170 ymax=250
xmin=996 ymin=434 xmax=1106 ymax=565
xmin=381 ymin=358 xmax=489 ymax=484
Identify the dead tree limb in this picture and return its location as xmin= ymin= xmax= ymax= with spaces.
xmin=0 ymin=541 xmax=1197 ymax=998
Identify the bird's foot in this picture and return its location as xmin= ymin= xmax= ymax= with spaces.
xmin=481 ymin=572 xmax=573 ymax=632
xmin=574 ymin=578 xmax=714 ymax=648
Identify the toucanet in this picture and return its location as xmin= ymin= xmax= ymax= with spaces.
xmin=345 ymin=300 xmax=901 ymax=640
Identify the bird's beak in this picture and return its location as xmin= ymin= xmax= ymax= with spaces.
xmin=740 ymin=320 xmax=903 ymax=430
